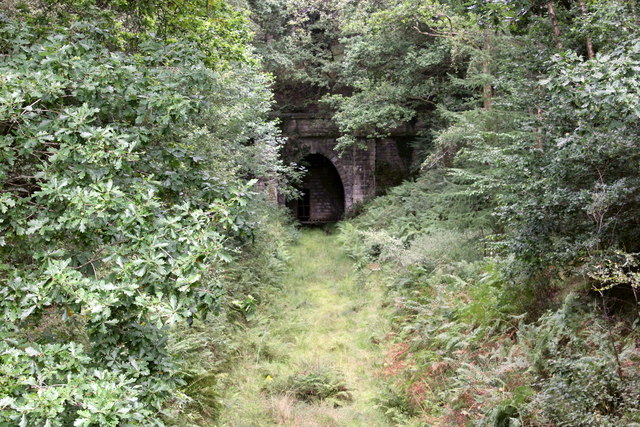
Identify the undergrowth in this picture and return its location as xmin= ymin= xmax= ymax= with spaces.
xmin=264 ymin=364 xmax=353 ymax=405
xmin=215 ymin=228 xmax=391 ymax=426
xmin=339 ymin=172 xmax=640 ymax=426
xmin=163 ymin=204 xmax=296 ymax=424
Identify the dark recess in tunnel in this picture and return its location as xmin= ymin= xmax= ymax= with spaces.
xmin=288 ymin=154 xmax=345 ymax=223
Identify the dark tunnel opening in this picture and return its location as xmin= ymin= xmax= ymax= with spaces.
xmin=288 ymin=154 xmax=345 ymax=223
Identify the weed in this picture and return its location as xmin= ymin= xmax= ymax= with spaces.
xmin=216 ymin=229 xmax=392 ymax=426
xmin=265 ymin=364 xmax=353 ymax=404
xmin=339 ymin=175 xmax=640 ymax=426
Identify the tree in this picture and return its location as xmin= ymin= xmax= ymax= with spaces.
xmin=0 ymin=2 xmax=290 ymax=423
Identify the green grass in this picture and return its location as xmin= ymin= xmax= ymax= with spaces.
xmin=216 ymin=228 xmax=391 ymax=426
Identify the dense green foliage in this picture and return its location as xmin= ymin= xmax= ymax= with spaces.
xmin=250 ymin=0 xmax=640 ymax=277
xmin=341 ymin=178 xmax=640 ymax=424
xmin=3 ymin=0 xmax=640 ymax=424
xmin=274 ymin=0 xmax=640 ymax=424
xmin=0 ymin=2 xmax=292 ymax=424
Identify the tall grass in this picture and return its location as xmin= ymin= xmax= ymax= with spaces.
xmin=216 ymin=228 xmax=392 ymax=426
xmin=162 ymin=205 xmax=296 ymax=424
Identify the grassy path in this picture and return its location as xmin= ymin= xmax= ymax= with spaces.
xmin=217 ymin=228 xmax=391 ymax=426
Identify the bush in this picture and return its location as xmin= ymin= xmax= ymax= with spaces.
xmin=339 ymin=170 xmax=640 ymax=426
xmin=164 ymin=205 xmax=295 ymax=423
xmin=521 ymin=296 xmax=640 ymax=426
xmin=264 ymin=364 xmax=353 ymax=405
xmin=0 ymin=10 xmax=290 ymax=424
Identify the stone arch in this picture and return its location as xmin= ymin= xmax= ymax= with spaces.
xmin=288 ymin=153 xmax=345 ymax=223
xmin=280 ymin=114 xmax=418 ymax=216
xmin=304 ymin=141 xmax=350 ymax=190
xmin=283 ymin=137 xmax=375 ymax=215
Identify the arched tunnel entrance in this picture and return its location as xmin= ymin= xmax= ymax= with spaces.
xmin=288 ymin=154 xmax=345 ymax=223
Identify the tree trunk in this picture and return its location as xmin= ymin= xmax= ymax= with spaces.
xmin=546 ymin=1 xmax=563 ymax=49
xmin=482 ymin=30 xmax=492 ymax=110
xmin=536 ymin=106 xmax=543 ymax=150
xmin=578 ymin=0 xmax=595 ymax=59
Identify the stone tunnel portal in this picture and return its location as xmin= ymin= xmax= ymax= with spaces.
xmin=289 ymin=154 xmax=345 ymax=223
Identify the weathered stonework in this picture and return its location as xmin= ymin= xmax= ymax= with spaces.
xmin=281 ymin=113 xmax=416 ymax=220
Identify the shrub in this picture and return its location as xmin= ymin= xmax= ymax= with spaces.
xmin=521 ymin=296 xmax=640 ymax=426
xmin=0 ymin=9 xmax=289 ymax=424
xmin=264 ymin=364 xmax=353 ymax=405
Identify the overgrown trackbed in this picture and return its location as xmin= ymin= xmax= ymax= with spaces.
xmin=218 ymin=228 xmax=391 ymax=426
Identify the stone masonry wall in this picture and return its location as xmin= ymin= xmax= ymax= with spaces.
xmin=281 ymin=113 xmax=416 ymax=215
xmin=300 ymin=155 xmax=344 ymax=221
